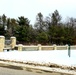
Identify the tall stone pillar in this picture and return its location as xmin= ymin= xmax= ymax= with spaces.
xmin=0 ymin=36 xmax=5 ymax=52
xmin=10 ymin=37 xmax=16 ymax=49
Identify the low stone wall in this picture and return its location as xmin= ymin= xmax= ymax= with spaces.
xmin=15 ymin=44 xmax=76 ymax=51
xmin=0 ymin=36 xmax=76 ymax=52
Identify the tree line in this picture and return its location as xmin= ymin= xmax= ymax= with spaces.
xmin=0 ymin=10 xmax=76 ymax=45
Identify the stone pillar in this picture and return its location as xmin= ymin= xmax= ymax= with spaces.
xmin=10 ymin=37 xmax=16 ymax=49
xmin=0 ymin=36 xmax=5 ymax=52
xmin=66 ymin=44 xmax=68 ymax=50
xmin=18 ymin=44 xmax=23 ymax=51
xmin=53 ymin=44 xmax=57 ymax=50
xmin=38 ymin=44 xmax=42 ymax=51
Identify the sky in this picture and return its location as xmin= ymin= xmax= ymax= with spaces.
xmin=0 ymin=0 xmax=76 ymax=24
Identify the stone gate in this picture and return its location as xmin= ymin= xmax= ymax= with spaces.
xmin=0 ymin=36 xmax=16 ymax=52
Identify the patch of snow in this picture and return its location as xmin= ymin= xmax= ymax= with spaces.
xmin=0 ymin=50 xmax=76 ymax=67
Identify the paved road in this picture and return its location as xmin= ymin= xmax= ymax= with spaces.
xmin=0 ymin=64 xmax=71 ymax=75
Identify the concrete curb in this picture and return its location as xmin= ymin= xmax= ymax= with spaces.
xmin=0 ymin=61 xmax=76 ymax=75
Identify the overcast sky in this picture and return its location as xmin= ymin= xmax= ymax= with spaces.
xmin=0 ymin=0 xmax=76 ymax=24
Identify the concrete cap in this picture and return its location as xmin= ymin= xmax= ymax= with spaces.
xmin=38 ymin=44 xmax=41 ymax=46
xmin=11 ymin=37 xmax=16 ymax=38
xmin=0 ymin=36 xmax=5 ymax=38
xmin=18 ymin=44 xmax=23 ymax=46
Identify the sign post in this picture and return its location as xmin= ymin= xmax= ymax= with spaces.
xmin=68 ymin=44 xmax=71 ymax=57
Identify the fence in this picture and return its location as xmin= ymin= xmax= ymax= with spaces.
xmin=0 ymin=36 xmax=76 ymax=52
xmin=15 ymin=44 xmax=76 ymax=51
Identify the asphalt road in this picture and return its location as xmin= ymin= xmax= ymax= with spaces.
xmin=0 ymin=64 xmax=71 ymax=75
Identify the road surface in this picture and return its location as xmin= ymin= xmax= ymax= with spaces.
xmin=0 ymin=64 xmax=71 ymax=75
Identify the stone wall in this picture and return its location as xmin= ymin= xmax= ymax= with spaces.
xmin=0 ymin=36 xmax=5 ymax=52
xmin=0 ymin=36 xmax=16 ymax=52
xmin=0 ymin=36 xmax=76 ymax=52
xmin=15 ymin=44 xmax=76 ymax=51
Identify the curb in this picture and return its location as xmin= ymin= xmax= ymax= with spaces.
xmin=0 ymin=61 xmax=76 ymax=75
